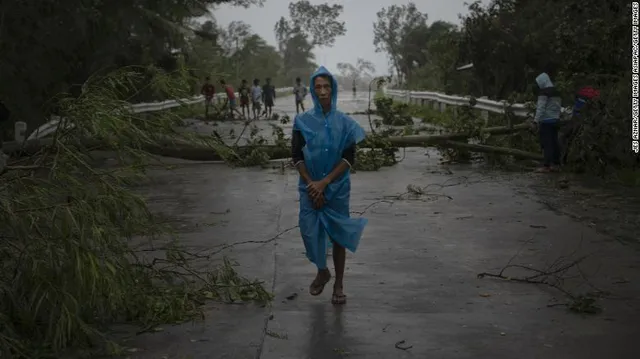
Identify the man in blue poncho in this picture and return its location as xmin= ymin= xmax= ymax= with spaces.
xmin=291 ymin=66 xmax=368 ymax=305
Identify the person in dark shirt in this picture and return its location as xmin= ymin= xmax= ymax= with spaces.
xmin=291 ymin=133 xmax=356 ymax=169
xmin=238 ymin=79 xmax=250 ymax=118
xmin=262 ymin=78 xmax=276 ymax=118
xmin=200 ymin=77 xmax=215 ymax=119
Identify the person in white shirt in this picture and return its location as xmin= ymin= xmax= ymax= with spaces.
xmin=251 ymin=78 xmax=263 ymax=120
xmin=293 ymin=77 xmax=308 ymax=114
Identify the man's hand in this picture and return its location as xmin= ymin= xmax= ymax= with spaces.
xmin=529 ymin=119 xmax=538 ymax=131
xmin=311 ymin=193 xmax=325 ymax=209
xmin=307 ymin=180 xmax=328 ymax=199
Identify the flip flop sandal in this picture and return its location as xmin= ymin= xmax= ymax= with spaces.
xmin=331 ymin=293 xmax=347 ymax=305
xmin=309 ymin=273 xmax=331 ymax=296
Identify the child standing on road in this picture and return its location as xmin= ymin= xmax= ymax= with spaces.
xmin=220 ymin=79 xmax=236 ymax=120
xmin=251 ymin=79 xmax=263 ymax=120
xmin=293 ymin=77 xmax=308 ymax=114
xmin=238 ymin=79 xmax=250 ymax=119
xmin=262 ymin=78 xmax=276 ymax=118
xmin=200 ymin=77 xmax=215 ymax=119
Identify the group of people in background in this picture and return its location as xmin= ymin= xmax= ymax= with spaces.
xmin=200 ymin=76 xmax=310 ymax=120
xmin=200 ymin=77 xmax=277 ymax=120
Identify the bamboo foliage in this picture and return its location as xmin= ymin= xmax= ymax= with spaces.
xmin=0 ymin=66 xmax=271 ymax=358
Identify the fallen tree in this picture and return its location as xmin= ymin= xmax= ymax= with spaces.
xmin=4 ymin=121 xmax=546 ymax=163
xmin=442 ymin=140 xmax=542 ymax=160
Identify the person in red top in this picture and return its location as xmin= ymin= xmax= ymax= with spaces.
xmin=200 ymin=77 xmax=215 ymax=119
xmin=560 ymin=85 xmax=601 ymax=164
xmin=220 ymin=79 xmax=237 ymax=120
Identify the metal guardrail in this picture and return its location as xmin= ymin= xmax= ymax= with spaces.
xmin=383 ymin=88 xmax=572 ymax=119
xmin=26 ymin=87 xmax=294 ymax=141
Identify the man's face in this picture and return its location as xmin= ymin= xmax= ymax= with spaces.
xmin=266 ymin=79 xmax=271 ymax=84
xmin=314 ymin=76 xmax=332 ymax=107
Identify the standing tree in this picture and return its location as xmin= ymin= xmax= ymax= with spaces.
xmin=400 ymin=21 xmax=461 ymax=91
xmin=372 ymin=2 xmax=427 ymax=85
xmin=274 ymin=1 xmax=347 ymax=82
xmin=0 ymin=0 xmax=265 ymax=133
xmin=336 ymin=58 xmax=376 ymax=89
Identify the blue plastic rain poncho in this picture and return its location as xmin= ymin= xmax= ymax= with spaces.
xmin=294 ymin=66 xmax=368 ymax=270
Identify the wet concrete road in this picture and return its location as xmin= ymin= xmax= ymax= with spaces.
xmin=124 ymin=93 xmax=640 ymax=358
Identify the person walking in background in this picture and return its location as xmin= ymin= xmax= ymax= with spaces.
xmin=531 ymin=63 xmax=562 ymax=173
xmin=262 ymin=78 xmax=276 ymax=118
xmin=291 ymin=66 xmax=367 ymax=305
xmin=200 ymin=77 xmax=215 ymax=119
xmin=251 ymin=79 xmax=263 ymax=120
xmin=293 ymin=77 xmax=308 ymax=114
xmin=238 ymin=79 xmax=251 ymax=119
xmin=219 ymin=79 xmax=236 ymax=120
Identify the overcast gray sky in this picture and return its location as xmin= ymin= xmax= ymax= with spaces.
xmin=212 ymin=0 xmax=476 ymax=77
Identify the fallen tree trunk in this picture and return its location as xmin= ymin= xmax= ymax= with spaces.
xmin=442 ymin=141 xmax=542 ymax=160
xmin=3 ymin=121 xmax=546 ymax=162
xmin=2 ymin=136 xmax=292 ymax=162
xmin=144 ymin=143 xmax=290 ymax=161
xmin=3 ymin=121 xmax=538 ymax=154
xmin=386 ymin=122 xmax=542 ymax=145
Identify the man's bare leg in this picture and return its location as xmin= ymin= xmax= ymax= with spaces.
xmin=331 ymin=240 xmax=347 ymax=304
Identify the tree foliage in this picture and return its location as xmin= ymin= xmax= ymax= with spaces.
xmin=373 ymin=3 xmax=428 ymax=82
xmin=0 ymin=66 xmax=273 ymax=358
xmin=273 ymin=0 xmax=347 ymax=82
xmin=286 ymin=0 xmax=346 ymax=47
xmin=0 ymin=0 xmax=264 ymax=132
xmin=336 ymin=59 xmax=376 ymax=89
